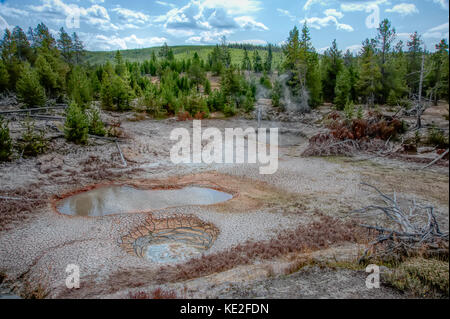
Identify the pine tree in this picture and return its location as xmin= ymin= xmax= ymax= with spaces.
xmin=356 ymin=39 xmax=382 ymax=106
xmin=376 ymin=19 xmax=397 ymax=103
xmin=72 ymin=32 xmax=85 ymax=65
xmin=68 ymin=66 xmax=92 ymax=109
xmin=427 ymin=39 xmax=449 ymax=104
xmin=322 ymin=39 xmax=343 ymax=102
xmin=407 ymin=32 xmax=423 ymax=94
xmin=252 ymin=50 xmax=263 ymax=73
xmin=0 ymin=116 xmax=12 ymax=162
xmin=241 ymin=48 xmax=252 ymax=71
xmin=64 ymin=101 xmax=89 ymax=144
xmin=58 ymin=28 xmax=74 ymax=64
xmin=1 ymin=29 xmax=22 ymax=90
xmin=16 ymin=63 xmax=46 ymax=107
xmin=188 ymin=52 xmax=205 ymax=92
xmin=87 ymin=107 xmax=105 ymax=136
xmin=0 ymin=60 xmax=9 ymax=92
xmin=334 ymin=67 xmax=351 ymax=110
xmin=11 ymin=27 xmax=33 ymax=62
xmin=264 ymin=44 xmax=273 ymax=73
xmin=35 ymin=54 xmax=58 ymax=94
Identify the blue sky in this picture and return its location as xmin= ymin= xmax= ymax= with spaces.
xmin=0 ymin=0 xmax=448 ymax=52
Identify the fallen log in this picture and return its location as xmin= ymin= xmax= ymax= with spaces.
xmin=421 ymin=149 xmax=449 ymax=170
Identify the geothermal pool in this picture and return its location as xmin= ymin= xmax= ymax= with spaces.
xmin=56 ymin=185 xmax=233 ymax=217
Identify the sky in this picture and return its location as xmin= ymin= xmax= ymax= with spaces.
xmin=0 ymin=0 xmax=448 ymax=52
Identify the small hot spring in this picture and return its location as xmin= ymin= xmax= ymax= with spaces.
xmin=120 ymin=216 xmax=219 ymax=264
xmin=56 ymin=185 xmax=233 ymax=217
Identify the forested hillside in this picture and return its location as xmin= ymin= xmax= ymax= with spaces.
xmin=0 ymin=19 xmax=449 ymax=158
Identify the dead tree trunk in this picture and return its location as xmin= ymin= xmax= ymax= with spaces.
xmin=416 ymin=53 xmax=425 ymax=129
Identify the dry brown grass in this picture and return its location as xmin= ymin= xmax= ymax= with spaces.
xmin=0 ymin=184 xmax=47 ymax=231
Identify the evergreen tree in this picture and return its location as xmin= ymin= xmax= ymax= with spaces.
xmin=16 ymin=63 xmax=46 ymax=107
xmin=68 ymin=66 xmax=92 ymax=108
xmin=0 ymin=116 xmax=12 ymax=162
xmin=34 ymin=53 xmax=58 ymax=94
xmin=72 ymin=33 xmax=85 ymax=65
xmin=322 ymin=39 xmax=343 ymax=102
xmin=1 ymin=29 xmax=22 ymax=90
xmin=252 ymin=50 xmax=263 ymax=73
xmin=376 ymin=19 xmax=396 ymax=102
xmin=334 ymin=67 xmax=351 ymax=110
xmin=11 ymin=27 xmax=33 ymax=62
xmin=264 ymin=44 xmax=273 ymax=73
xmin=241 ymin=48 xmax=252 ymax=71
xmin=427 ymin=39 xmax=449 ymax=104
xmin=406 ymin=32 xmax=423 ymax=94
xmin=188 ymin=52 xmax=206 ymax=92
xmin=0 ymin=60 xmax=9 ymax=92
xmin=356 ymin=39 xmax=382 ymax=106
xmin=64 ymin=101 xmax=89 ymax=144
xmin=57 ymin=28 xmax=74 ymax=64
xmin=87 ymin=107 xmax=105 ymax=136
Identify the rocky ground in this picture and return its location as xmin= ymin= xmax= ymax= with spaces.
xmin=0 ymin=100 xmax=448 ymax=299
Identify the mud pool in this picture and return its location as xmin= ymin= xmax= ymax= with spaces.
xmin=56 ymin=185 xmax=233 ymax=217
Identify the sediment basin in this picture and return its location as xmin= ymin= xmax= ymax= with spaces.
xmin=56 ymin=185 xmax=233 ymax=217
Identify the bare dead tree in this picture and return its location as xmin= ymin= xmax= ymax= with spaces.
xmin=352 ymin=183 xmax=448 ymax=262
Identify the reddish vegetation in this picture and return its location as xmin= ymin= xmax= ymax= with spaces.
xmin=0 ymin=185 xmax=47 ymax=231
xmin=325 ymin=111 xmax=405 ymax=141
xmin=176 ymin=111 xmax=192 ymax=122
xmin=129 ymin=288 xmax=177 ymax=299
xmin=303 ymin=112 xmax=405 ymax=157
xmin=153 ymin=215 xmax=368 ymax=284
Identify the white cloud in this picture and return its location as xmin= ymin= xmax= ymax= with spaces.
xmin=0 ymin=3 xmax=30 ymax=19
xmin=341 ymin=0 xmax=388 ymax=12
xmin=186 ymin=30 xmax=233 ymax=44
xmin=432 ymin=0 xmax=449 ymax=10
xmin=385 ymin=3 xmax=419 ymax=16
xmin=324 ymin=9 xmax=344 ymax=19
xmin=423 ymin=22 xmax=450 ymax=39
xmin=235 ymin=16 xmax=268 ymax=31
xmin=345 ymin=44 xmax=363 ymax=54
xmin=301 ymin=15 xmax=353 ymax=32
xmin=0 ymin=15 xmax=10 ymax=32
xmin=28 ymin=0 xmax=120 ymax=31
xmin=112 ymin=7 xmax=150 ymax=24
xmin=303 ymin=0 xmax=327 ymax=11
xmin=89 ymin=34 xmax=167 ymax=50
xmin=277 ymin=8 xmax=295 ymax=21
xmin=156 ymin=1 xmax=176 ymax=8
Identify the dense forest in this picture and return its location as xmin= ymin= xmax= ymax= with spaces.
xmin=0 ymin=19 xmax=449 ymax=156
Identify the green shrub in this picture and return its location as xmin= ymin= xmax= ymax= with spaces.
xmin=16 ymin=64 xmax=46 ymax=108
xmin=0 ymin=117 xmax=12 ymax=162
xmin=427 ymin=125 xmax=449 ymax=148
xmin=223 ymin=103 xmax=237 ymax=117
xmin=343 ymin=100 xmax=355 ymax=121
xmin=87 ymin=107 xmax=105 ymax=136
xmin=64 ymin=102 xmax=89 ymax=144
xmin=260 ymin=73 xmax=272 ymax=89
xmin=17 ymin=119 xmax=48 ymax=157
xmin=385 ymin=258 xmax=449 ymax=298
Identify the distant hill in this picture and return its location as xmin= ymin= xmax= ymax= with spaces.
xmin=84 ymin=45 xmax=284 ymax=66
